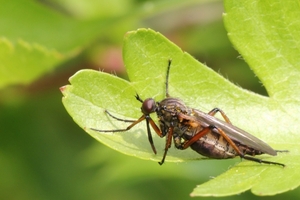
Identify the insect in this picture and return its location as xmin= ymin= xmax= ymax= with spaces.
xmin=91 ymin=59 xmax=287 ymax=166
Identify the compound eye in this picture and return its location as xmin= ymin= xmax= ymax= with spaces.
xmin=141 ymin=98 xmax=156 ymax=114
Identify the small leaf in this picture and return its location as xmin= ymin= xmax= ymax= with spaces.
xmin=0 ymin=1 xmax=118 ymax=88
xmin=0 ymin=0 xmax=106 ymax=53
xmin=0 ymin=38 xmax=63 ymax=88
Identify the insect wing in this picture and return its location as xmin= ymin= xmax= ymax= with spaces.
xmin=187 ymin=109 xmax=277 ymax=156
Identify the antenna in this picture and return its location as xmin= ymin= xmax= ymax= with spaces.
xmin=165 ymin=59 xmax=172 ymax=97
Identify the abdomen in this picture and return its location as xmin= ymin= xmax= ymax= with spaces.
xmin=187 ymin=130 xmax=264 ymax=159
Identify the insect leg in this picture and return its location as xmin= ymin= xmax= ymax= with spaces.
xmin=176 ymin=112 xmax=212 ymax=148
xmin=208 ymin=108 xmax=232 ymax=124
xmin=144 ymin=118 xmax=157 ymax=154
xmin=104 ymin=110 xmax=136 ymax=123
xmin=208 ymin=108 xmax=289 ymax=160
xmin=147 ymin=117 xmax=163 ymax=137
xmin=181 ymin=127 xmax=212 ymax=149
xmin=212 ymin=126 xmax=285 ymax=167
xmin=242 ymin=155 xmax=285 ymax=167
xmin=91 ymin=111 xmax=163 ymax=155
xmin=90 ymin=115 xmax=146 ymax=133
xmin=145 ymin=116 xmax=164 ymax=154
xmin=91 ymin=115 xmax=158 ymax=154
xmin=276 ymin=150 xmax=289 ymax=153
xmin=158 ymin=126 xmax=174 ymax=165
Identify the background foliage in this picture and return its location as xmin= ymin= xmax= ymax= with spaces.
xmin=1 ymin=0 xmax=299 ymax=199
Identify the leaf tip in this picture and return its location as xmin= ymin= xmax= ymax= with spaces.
xmin=59 ymin=85 xmax=66 ymax=93
xmin=60 ymin=85 xmax=70 ymax=96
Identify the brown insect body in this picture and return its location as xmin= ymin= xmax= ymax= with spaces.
xmin=156 ymin=97 xmax=268 ymax=160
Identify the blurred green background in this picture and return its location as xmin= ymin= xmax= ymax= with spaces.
xmin=0 ymin=0 xmax=298 ymax=199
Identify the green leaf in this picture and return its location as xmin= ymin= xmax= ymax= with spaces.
xmin=62 ymin=1 xmax=300 ymax=197
xmin=223 ymin=0 xmax=300 ymax=101
xmin=61 ymin=28 xmax=236 ymax=162
xmin=61 ymin=25 xmax=299 ymax=196
xmin=0 ymin=38 xmax=63 ymax=88
xmin=0 ymin=0 xmax=211 ymax=89
xmin=191 ymin=0 xmax=300 ymax=197
xmin=0 ymin=0 xmax=106 ymax=53
xmin=0 ymin=0 xmax=117 ymax=88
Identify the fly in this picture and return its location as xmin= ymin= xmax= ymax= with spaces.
xmin=91 ymin=59 xmax=287 ymax=166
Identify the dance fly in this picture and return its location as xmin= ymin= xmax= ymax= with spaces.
xmin=91 ymin=59 xmax=287 ymax=166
